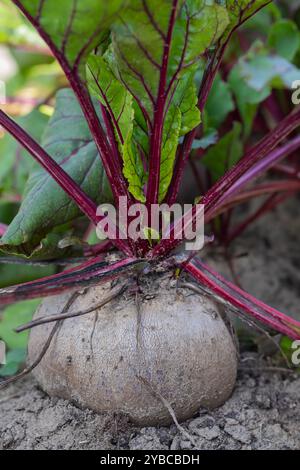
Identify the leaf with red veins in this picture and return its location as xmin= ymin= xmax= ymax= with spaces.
xmin=13 ymin=0 xmax=127 ymax=77
xmin=12 ymin=0 xmax=131 ymax=204
xmin=185 ymin=257 xmax=300 ymax=341
xmin=112 ymin=0 xmax=228 ymax=120
xmin=1 ymin=89 xmax=113 ymax=259
xmin=87 ymin=51 xmax=133 ymax=146
xmin=224 ymin=0 xmax=271 ymax=39
xmin=0 ymin=257 xmax=146 ymax=306
xmin=165 ymin=1 xmax=272 ymax=207
xmin=87 ymin=51 xmax=147 ymax=202
xmin=214 ymin=1 xmax=272 ymax=53
xmin=111 ymin=0 xmax=229 ymax=202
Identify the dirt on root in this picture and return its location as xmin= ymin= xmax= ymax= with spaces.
xmin=0 ymin=198 xmax=300 ymax=450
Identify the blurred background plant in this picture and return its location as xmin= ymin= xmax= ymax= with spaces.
xmin=0 ymin=0 xmax=300 ymax=375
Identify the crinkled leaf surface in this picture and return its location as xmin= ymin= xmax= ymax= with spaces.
xmin=87 ymin=51 xmax=133 ymax=145
xmin=13 ymin=0 xmax=127 ymax=77
xmin=122 ymin=128 xmax=147 ymax=202
xmin=0 ymin=89 xmax=112 ymax=258
xmin=87 ymin=51 xmax=147 ymax=202
xmin=111 ymin=0 xmax=228 ymax=119
xmin=160 ymin=106 xmax=182 ymax=199
xmin=158 ymin=67 xmax=201 ymax=200
xmin=97 ymin=0 xmax=229 ymax=200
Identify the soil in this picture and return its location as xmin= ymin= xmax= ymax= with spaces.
xmin=0 ymin=197 xmax=300 ymax=450
xmin=0 ymin=355 xmax=299 ymax=450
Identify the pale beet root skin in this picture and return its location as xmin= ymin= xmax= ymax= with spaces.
xmin=28 ymin=274 xmax=238 ymax=426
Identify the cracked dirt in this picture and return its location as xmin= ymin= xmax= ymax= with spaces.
xmin=0 ymin=354 xmax=299 ymax=450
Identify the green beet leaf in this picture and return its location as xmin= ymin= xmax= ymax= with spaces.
xmin=96 ymin=0 xmax=229 ymax=200
xmin=0 ymin=89 xmax=112 ymax=258
xmin=14 ymin=0 xmax=127 ymax=77
xmin=87 ymin=51 xmax=147 ymax=201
